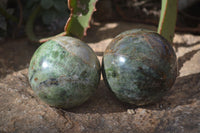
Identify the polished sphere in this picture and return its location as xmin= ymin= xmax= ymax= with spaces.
xmin=102 ymin=29 xmax=177 ymax=105
xmin=28 ymin=36 xmax=100 ymax=109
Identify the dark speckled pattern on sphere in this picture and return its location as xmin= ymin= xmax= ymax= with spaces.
xmin=102 ymin=29 xmax=177 ymax=105
xmin=28 ymin=36 xmax=100 ymax=109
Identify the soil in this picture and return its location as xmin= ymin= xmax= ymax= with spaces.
xmin=0 ymin=22 xmax=200 ymax=133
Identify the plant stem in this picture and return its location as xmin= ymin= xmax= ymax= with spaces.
xmin=25 ymin=5 xmax=66 ymax=43
xmin=13 ymin=0 xmax=23 ymax=38
xmin=25 ymin=5 xmax=41 ymax=42
xmin=17 ymin=0 xmax=23 ymax=29
xmin=39 ymin=32 xmax=66 ymax=43
xmin=158 ymin=0 xmax=178 ymax=43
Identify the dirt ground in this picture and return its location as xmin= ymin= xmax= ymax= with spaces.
xmin=0 ymin=22 xmax=200 ymax=133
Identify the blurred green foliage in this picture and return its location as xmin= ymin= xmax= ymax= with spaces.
xmin=25 ymin=0 xmax=69 ymax=25
xmin=0 ymin=0 xmax=69 ymax=39
xmin=0 ymin=0 xmax=14 ymax=38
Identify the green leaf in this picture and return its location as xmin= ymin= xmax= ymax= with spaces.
xmin=26 ymin=0 xmax=40 ymax=8
xmin=54 ymin=0 xmax=67 ymax=12
xmin=158 ymin=0 xmax=178 ymax=43
xmin=40 ymin=0 xmax=54 ymax=9
xmin=65 ymin=0 xmax=97 ymax=38
xmin=42 ymin=10 xmax=56 ymax=25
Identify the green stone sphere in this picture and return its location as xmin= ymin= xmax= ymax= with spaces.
xmin=102 ymin=29 xmax=177 ymax=106
xmin=28 ymin=36 xmax=100 ymax=109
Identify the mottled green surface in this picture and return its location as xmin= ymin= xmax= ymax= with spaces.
xmin=28 ymin=36 xmax=100 ymax=109
xmin=102 ymin=29 xmax=177 ymax=105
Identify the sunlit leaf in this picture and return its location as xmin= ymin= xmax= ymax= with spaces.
xmin=65 ymin=0 xmax=97 ymax=38
xmin=158 ymin=0 xmax=178 ymax=43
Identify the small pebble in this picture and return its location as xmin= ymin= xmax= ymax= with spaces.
xmin=127 ymin=109 xmax=135 ymax=115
